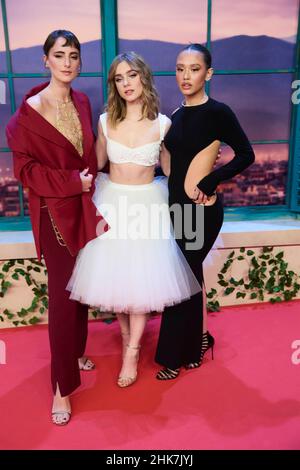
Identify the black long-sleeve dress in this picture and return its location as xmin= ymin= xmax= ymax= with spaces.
xmin=155 ymin=98 xmax=255 ymax=370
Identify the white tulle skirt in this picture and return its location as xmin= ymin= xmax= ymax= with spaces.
xmin=67 ymin=173 xmax=201 ymax=314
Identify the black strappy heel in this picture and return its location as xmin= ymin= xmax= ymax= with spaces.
xmin=156 ymin=367 xmax=180 ymax=380
xmin=184 ymin=331 xmax=215 ymax=369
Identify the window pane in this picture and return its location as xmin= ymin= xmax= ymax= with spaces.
xmin=23 ymin=187 xmax=29 ymax=216
xmin=219 ymin=143 xmax=288 ymax=207
xmin=0 ymin=152 xmax=21 ymax=217
xmin=154 ymin=76 xmax=182 ymax=118
xmin=14 ymin=77 xmax=43 ymax=108
xmin=0 ymin=79 xmax=10 ymax=148
xmin=210 ymin=74 xmax=293 ymax=141
xmin=0 ymin=6 xmax=6 ymax=73
xmin=73 ymin=77 xmax=104 ymax=131
xmin=6 ymin=0 xmax=102 ymax=73
xmin=118 ymin=0 xmax=207 ymax=71
xmin=211 ymin=0 xmax=298 ymax=70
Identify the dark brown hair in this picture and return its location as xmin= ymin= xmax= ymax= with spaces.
xmin=43 ymin=30 xmax=81 ymax=58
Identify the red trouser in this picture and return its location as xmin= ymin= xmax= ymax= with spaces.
xmin=40 ymin=207 xmax=88 ymax=396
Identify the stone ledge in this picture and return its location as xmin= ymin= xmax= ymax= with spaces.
xmin=1 ymin=218 xmax=300 ymax=260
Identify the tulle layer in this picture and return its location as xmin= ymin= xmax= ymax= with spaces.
xmin=67 ymin=173 xmax=201 ymax=314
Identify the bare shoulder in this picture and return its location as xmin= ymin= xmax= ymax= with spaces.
xmin=26 ymin=94 xmax=42 ymax=112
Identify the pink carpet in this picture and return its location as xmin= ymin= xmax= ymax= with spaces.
xmin=0 ymin=301 xmax=300 ymax=450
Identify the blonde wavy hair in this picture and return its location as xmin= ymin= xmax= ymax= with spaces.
xmin=106 ymin=52 xmax=160 ymax=127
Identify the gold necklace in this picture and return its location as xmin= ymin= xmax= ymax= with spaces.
xmin=55 ymin=97 xmax=72 ymax=104
xmin=45 ymin=86 xmax=72 ymax=103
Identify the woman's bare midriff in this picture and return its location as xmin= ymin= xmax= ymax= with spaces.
xmin=109 ymin=162 xmax=156 ymax=185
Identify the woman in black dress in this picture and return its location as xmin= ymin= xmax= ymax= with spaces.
xmin=155 ymin=44 xmax=255 ymax=379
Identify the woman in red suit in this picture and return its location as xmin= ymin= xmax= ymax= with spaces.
xmin=6 ymin=30 xmax=108 ymax=425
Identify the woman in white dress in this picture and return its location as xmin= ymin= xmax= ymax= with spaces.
xmin=67 ymin=52 xmax=201 ymax=387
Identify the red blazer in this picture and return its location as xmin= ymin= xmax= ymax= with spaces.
xmin=6 ymin=82 xmax=108 ymax=260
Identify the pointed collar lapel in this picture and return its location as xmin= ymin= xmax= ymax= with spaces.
xmin=17 ymin=82 xmax=93 ymax=161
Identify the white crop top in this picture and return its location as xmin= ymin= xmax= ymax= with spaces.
xmin=99 ymin=112 xmax=167 ymax=166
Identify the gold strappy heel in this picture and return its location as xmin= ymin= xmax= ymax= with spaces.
xmin=117 ymin=344 xmax=140 ymax=388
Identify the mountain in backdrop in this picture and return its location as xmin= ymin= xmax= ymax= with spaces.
xmin=1 ymin=34 xmax=294 ymax=72
xmin=0 ymin=35 xmax=295 ymax=143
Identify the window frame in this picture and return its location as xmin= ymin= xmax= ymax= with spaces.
xmin=0 ymin=0 xmax=299 ymax=231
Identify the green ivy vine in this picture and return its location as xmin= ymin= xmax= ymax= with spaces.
xmin=0 ymin=258 xmax=110 ymax=326
xmin=207 ymin=246 xmax=300 ymax=312
xmin=1 ymin=246 xmax=299 ymax=326
xmin=0 ymin=259 xmax=48 ymax=326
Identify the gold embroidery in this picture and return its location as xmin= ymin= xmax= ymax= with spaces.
xmin=55 ymin=100 xmax=83 ymax=157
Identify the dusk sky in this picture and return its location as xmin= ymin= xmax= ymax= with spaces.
xmin=1 ymin=1 xmax=297 ymax=211
xmin=221 ymin=143 xmax=289 ymax=163
xmin=0 ymin=0 xmax=298 ymax=51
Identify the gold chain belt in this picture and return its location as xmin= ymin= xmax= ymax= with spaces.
xmin=47 ymin=208 xmax=67 ymax=247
